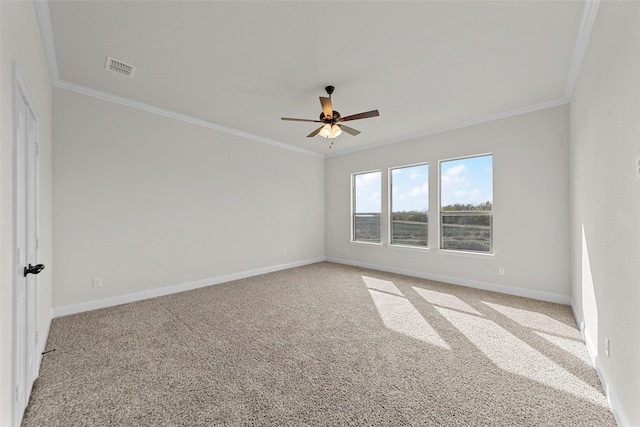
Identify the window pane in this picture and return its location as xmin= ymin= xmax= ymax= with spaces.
xmin=440 ymin=155 xmax=493 ymax=211
xmin=354 ymin=214 xmax=381 ymax=243
xmin=391 ymin=212 xmax=428 ymax=246
xmin=353 ymin=171 xmax=381 ymax=243
xmin=441 ymin=214 xmax=491 ymax=252
xmin=440 ymin=154 xmax=493 ymax=253
xmin=391 ymin=164 xmax=428 ymax=247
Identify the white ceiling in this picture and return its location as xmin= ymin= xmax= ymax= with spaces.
xmin=43 ymin=1 xmax=591 ymax=156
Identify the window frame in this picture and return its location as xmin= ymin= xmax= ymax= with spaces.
xmin=438 ymin=153 xmax=493 ymax=255
xmin=388 ymin=162 xmax=429 ymax=249
xmin=351 ymin=169 xmax=383 ymax=245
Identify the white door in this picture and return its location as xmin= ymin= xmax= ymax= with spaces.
xmin=14 ymin=65 xmax=41 ymax=426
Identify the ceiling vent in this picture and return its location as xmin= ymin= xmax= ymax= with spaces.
xmin=105 ymin=56 xmax=135 ymax=78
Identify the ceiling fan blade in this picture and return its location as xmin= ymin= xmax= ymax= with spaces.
xmin=320 ymin=97 xmax=333 ymax=118
xmin=338 ymin=110 xmax=380 ymax=122
xmin=340 ymin=124 xmax=361 ymax=136
xmin=281 ymin=117 xmax=322 ymax=123
xmin=307 ymin=126 xmax=324 ymax=137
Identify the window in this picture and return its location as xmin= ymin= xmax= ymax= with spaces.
xmin=352 ymin=171 xmax=381 ymax=243
xmin=390 ymin=163 xmax=428 ymax=247
xmin=439 ymin=154 xmax=493 ymax=253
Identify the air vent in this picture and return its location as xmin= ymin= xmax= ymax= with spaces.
xmin=105 ymin=56 xmax=135 ymax=78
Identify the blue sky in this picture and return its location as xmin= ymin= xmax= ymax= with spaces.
xmin=391 ymin=164 xmax=429 ymax=212
xmin=354 ymin=155 xmax=492 ymax=213
xmin=440 ymin=155 xmax=493 ymax=207
xmin=354 ymin=171 xmax=382 ymax=213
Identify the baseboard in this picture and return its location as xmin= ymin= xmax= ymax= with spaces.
xmin=570 ymin=298 xmax=630 ymax=427
xmin=569 ymin=299 xmax=585 ymax=336
xmin=52 ymin=257 xmax=325 ymax=318
xmin=325 ymin=257 xmax=571 ymax=305
xmin=36 ymin=309 xmax=54 ymax=377
xmin=595 ymin=354 xmax=630 ymax=427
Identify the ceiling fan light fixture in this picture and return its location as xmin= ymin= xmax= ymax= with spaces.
xmin=319 ymin=123 xmax=332 ymax=138
xmin=329 ymin=124 xmax=342 ymax=138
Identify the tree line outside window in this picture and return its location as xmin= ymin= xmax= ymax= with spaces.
xmin=351 ymin=154 xmax=493 ymax=254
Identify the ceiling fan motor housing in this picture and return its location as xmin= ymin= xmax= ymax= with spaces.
xmin=320 ymin=110 xmax=340 ymax=122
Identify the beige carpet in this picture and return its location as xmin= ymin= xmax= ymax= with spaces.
xmin=23 ymin=262 xmax=616 ymax=426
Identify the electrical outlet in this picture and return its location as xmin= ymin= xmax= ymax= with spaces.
xmin=605 ymin=337 xmax=611 ymax=357
xmin=282 ymin=251 xmax=287 ymax=258
xmin=92 ymin=278 xmax=103 ymax=288
xmin=498 ymin=268 xmax=506 ymax=276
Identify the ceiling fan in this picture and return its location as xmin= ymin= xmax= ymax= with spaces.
xmin=281 ymin=86 xmax=380 ymax=149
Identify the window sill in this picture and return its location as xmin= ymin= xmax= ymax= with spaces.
xmin=437 ymin=249 xmax=494 ymax=259
xmin=350 ymin=241 xmax=383 ymax=247
xmin=388 ymin=244 xmax=430 ymax=252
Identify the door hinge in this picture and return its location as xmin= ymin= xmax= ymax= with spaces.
xmin=36 ymin=238 xmax=39 ymax=251
xmin=35 ymin=142 xmax=40 ymax=157
xmin=16 ymin=248 xmax=21 ymax=261
xmin=15 ymin=385 xmax=20 ymax=402
xmin=35 ymin=330 xmax=39 ymax=345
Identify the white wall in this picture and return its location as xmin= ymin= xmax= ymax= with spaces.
xmin=52 ymin=88 xmax=324 ymax=309
xmin=0 ymin=1 xmax=54 ymax=426
xmin=570 ymin=1 xmax=640 ymax=425
xmin=326 ymin=105 xmax=570 ymax=302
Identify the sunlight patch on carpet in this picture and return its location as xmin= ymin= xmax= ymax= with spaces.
xmin=482 ymin=300 xmax=593 ymax=366
xmin=482 ymin=302 xmax=581 ymax=339
xmin=435 ymin=306 xmax=609 ymax=407
xmin=534 ymin=331 xmax=594 ymax=366
xmin=363 ymin=276 xmax=450 ymax=349
xmin=362 ymin=276 xmax=405 ymax=296
xmin=412 ymin=287 xmax=483 ymax=316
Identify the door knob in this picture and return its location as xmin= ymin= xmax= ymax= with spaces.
xmin=24 ymin=263 xmax=45 ymax=277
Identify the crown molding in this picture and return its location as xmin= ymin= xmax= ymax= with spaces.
xmin=327 ymin=0 xmax=601 ymax=159
xmin=54 ymin=80 xmax=324 ymax=158
xmin=564 ymin=0 xmax=601 ymax=99
xmin=35 ymin=0 xmax=599 ymax=160
xmin=326 ymin=97 xmax=571 ymax=158
xmin=33 ymin=0 xmax=323 ymax=159
xmin=34 ymin=0 xmax=60 ymax=83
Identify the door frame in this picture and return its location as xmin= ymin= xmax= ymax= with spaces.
xmin=12 ymin=61 xmax=40 ymax=427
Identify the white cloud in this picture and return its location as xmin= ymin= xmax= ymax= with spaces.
xmin=410 ymin=182 xmax=429 ymax=197
xmin=445 ymin=164 xmax=467 ymax=176
xmin=441 ymin=164 xmax=469 ymax=187
xmin=357 ymin=171 xmax=380 ymax=185
xmin=440 ymin=157 xmax=492 ymax=207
